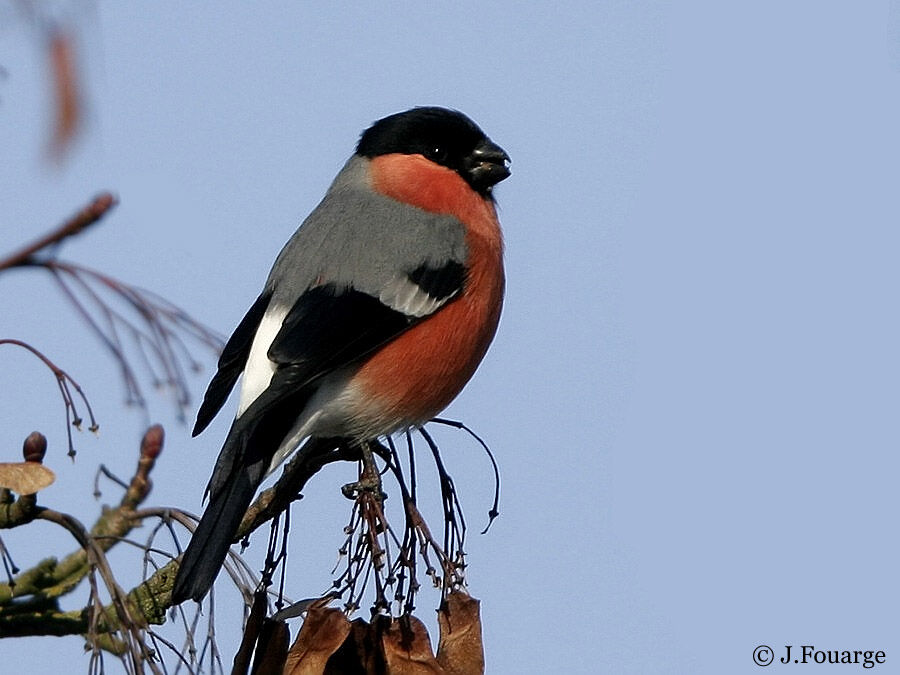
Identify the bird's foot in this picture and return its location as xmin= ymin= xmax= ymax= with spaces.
xmin=340 ymin=474 xmax=386 ymax=502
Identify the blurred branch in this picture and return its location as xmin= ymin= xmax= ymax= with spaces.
xmin=1 ymin=192 xmax=224 ymax=420
xmin=40 ymin=259 xmax=224 ymax=417
xmin=12 ymin=2 xmax=87 ymax=162
xmin=46 ymin=26 xmax=81 ymax=161
xmin=0 ymin=192 xmax=116 ymax=271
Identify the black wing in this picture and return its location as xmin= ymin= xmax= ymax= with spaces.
xmin=202 ymin=285 xmax=414 ymax=499
xmin=408 ymin=260 xmax=466 ymax=302
xmin=198 ymin=259 xmax=465 ymax=446
xmin=202 ymin=261 xmax=465 ymax=500
xmin=246 ymin=259 xmax=467 ymax=421
xmin=193 ymin=291 xmax=272 ymax=436
xmin=268 ymin=284 xmax=413 ymax=385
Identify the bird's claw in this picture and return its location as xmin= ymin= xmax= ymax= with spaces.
xmin=342 ymin=440 xmax=386 ymax=501
xmin=341 ymin=474 xmax=387 ymax=502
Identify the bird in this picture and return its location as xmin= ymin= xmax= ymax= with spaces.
xmin=170 ymin=107 xmax=510 ymax=604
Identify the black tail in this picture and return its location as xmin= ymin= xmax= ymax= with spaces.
xmin=171 ymin=463 xmax=260 ymax=604
xmin=173 ymin=378 xmax=335 ymax=604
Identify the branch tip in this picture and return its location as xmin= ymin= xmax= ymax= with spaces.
xmin=23 ymin=432 xmax=48 ymax=464
xmin=140 ymin=425 xmax=164 ymax=460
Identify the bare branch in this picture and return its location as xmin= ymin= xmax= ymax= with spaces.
xmin=0 ymin=192 xmax=116 ymax=271
xmin=1 ymin=192 xmax=223 ymax=420
xmin=0 ymin=427 xmax=161 ymax=606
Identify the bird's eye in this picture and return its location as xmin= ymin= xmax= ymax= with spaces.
xmin=425 ymin=145 xmax=447 ymax=162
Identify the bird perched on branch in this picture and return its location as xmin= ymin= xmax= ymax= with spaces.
xmin=171 ymin=107 xmax=510 ymax=604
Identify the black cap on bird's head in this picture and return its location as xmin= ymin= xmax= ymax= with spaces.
xmin=357 ymin=107 xmax=511 ymax=197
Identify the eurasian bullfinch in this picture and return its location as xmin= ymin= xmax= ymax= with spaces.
xmin=171 ymin=107 xmax=509 ymax=604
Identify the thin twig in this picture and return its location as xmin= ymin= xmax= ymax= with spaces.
xmin=0 ymin=338 xmax=98 ymax=457
xmin=432 ymin=417 xmax=502 ymax=533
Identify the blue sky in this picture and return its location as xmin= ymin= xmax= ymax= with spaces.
xmin=1 ymin=2 xmax=898 ymax=673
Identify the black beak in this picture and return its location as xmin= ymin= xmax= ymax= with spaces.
xmin=466 ymin=139 xmax=511 ymax=194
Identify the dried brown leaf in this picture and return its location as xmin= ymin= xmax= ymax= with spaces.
xmin=382 ymin=615 xmax=445 ymax=675
xmin=282 ymin=594 xmax=483 ymax=674
xmin=0 ymin=461 xmax=55 ymax=495
xmin=251 ymin=619 xmax=290 ymax=675
xmin=233 ymin=590 xmax=269 ymax=675
xmin=436 ymin=592 xmax=484 ymax=675
xmin=283 ymin=608 xmax=351 ymax=675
